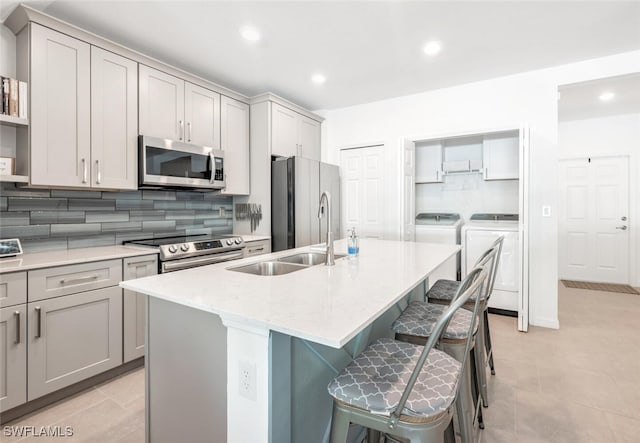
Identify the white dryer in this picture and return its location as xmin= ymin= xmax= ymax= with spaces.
xmin=415 ymin=213 xmax=463 ymax=288
xmin=461 ymin=214 xmax=520 ymax=314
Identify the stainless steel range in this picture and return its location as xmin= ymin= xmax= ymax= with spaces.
xmin=126 ymin=234 xmax=245 ymax=273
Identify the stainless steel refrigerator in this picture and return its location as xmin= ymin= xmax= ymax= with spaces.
xmin=272 ymin=157 xmax=341 ymax=252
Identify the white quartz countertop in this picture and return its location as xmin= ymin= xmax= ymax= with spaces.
xmin=0 ymin=245 xmax=158 ymax=273
xmin=121 ymin=239 xmax=459 ymax=348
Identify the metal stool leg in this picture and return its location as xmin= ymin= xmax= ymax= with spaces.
xmin=330 ymin=403 xmax=351 ymax=443
xmin=484 ymin=309 xmax=495 ymax=375
xmin=367 ymin=429 xmax=381 ymax=443
xmin=470 ymin=347 xmax=485 ymax=430
xmin=444 ymin=419 xmax=455 ymax=443
xmin=475 ymin=324 xmax=489 ymax=407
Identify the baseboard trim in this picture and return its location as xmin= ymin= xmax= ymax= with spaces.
xmin=1 ymin=358 xmax=144 ymax=425
xmin=487 ymin=307 xmax=518 ymax=318
xmin=530 ymin=317 xmax=560 ymax=329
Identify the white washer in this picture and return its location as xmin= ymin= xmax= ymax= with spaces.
xmin=415 ymin=213 xmax=464 ymax=288
xmin=461 ymin=214 xmax=520 ymax=313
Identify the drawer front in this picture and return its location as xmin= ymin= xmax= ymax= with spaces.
xmin=245 ymin=240 xmax=271 ymax=257
xmin=28 ymin=259 xmax=122 ymax=302
xmin=0 ymin=272 xmax=27 ymax=308
xmin=27 ymin=286 xmax=123 ymax=401
xmin=123 ymin=255 xmax=157 ymax=362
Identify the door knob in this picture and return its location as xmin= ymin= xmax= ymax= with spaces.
xmin=616 ymin=226 xmax=628 ymax=230
xmin=621 ymin=216 xmax=627 ymax=221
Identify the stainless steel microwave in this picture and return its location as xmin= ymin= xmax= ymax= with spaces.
xmin=139 ymin=136 xmax=225 ymax=190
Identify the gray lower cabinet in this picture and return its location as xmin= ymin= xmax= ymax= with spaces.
xmin=122 ymin=255 xmax=157 ymax=362
xmin=0 ymin=272 xmax=27 ymax=308
xmin=245 ymin=239 xmax=271 ymax=257
xmin=0 ymin=304 xmax=27 ymax=412
xmin=27 ymin=286 xmax=123 ymax=401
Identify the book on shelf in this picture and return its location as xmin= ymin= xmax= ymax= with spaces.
xmin=1 ymin=76 xmax=28 ymax=119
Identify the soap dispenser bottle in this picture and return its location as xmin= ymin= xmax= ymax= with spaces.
xmin=348 ymin=227 xmax=359 ymax=258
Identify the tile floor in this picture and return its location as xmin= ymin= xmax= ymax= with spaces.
xmin=3 ymin=282 xmax=639 ymax=442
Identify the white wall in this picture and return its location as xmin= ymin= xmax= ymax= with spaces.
xmin=320 ymin=50 xmax=640 ymax=329
xmin=558 ymin=113 xmax=640 ymax=286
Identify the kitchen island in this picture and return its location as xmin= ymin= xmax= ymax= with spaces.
xmin=120 ymin=238 xmax=459 ymax=443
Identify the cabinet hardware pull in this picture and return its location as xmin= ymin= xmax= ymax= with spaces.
xmin=616 ymin=226 xmax=628 ymax=230
xmin=179 ymin=120 xmax=184 ymax=140
xmin=96 ymin=159 xmax=101 ymax=185
xmin=126 ymin=259 xmax=156 ymax=267
xmin=82 ymin=158 xmax=87 ymax=184
xmin=14 ymin=311 xmax=20 ymax=344
xmin=187 ymin=122 xmax=192 ymax=142
xmin=252 ymin=247 xmax=265 ymax=252
xmin=35 ymin=307 xmax=42 ymax=338
xmin=60 ymin=274 xmax=99 ymax=285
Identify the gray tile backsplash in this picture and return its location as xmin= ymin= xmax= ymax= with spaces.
xmin=0 ymin=183 xmax=233 ymax=253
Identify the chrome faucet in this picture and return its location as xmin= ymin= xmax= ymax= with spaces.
xmin=318 ymin=191 xmax=335 ymax=266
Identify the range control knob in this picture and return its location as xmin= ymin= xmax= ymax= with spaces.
xmin=226 ymin=239 xmax=233 ymax=246
xmin=180 ymin=243 xmax=189 ymax=252
xmin=234 ymin=238 xmax=242 ymax=245
xmin=168 ymin=245 xmax=178 ymax=254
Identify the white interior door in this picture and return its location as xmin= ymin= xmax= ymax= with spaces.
xmin=401 ymin=138 xmax=416 ymax=241
xmin=559 ymin=156 xmax=629 ymax=284
xmin=340 ymin=146 xmax=384 ymax=239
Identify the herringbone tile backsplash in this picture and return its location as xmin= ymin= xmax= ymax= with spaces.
xmin=0 ymin=183 xmax=233 ymax=253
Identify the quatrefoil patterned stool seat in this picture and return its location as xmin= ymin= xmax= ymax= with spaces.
xmin=426 ymin=280 xmax=464 ymax=303
xmin=392 ymin=302 xmax=477 ymax=340
xmin=327 ymin=338 xmax=462 ymax=418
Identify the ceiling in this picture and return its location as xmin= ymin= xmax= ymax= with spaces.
xmin=2 ymin=1 xmax=640 ymax=110
xmin=559 ymin=73 xmax=640 ymax=121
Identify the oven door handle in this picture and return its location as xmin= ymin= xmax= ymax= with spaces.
xmin=162 ymin=249 xmax=245 ymax=272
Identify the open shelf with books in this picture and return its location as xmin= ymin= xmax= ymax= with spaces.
xmin=0 ymin=174 xmax=29 ymax=183
xmin=0 ymin=114 xmax=28 ymax=127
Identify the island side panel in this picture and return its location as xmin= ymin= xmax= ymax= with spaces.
xmin=147 ymin=297 xmax=227 ymax=443
xmin=270 ymin=283 xmax=425 ymax=443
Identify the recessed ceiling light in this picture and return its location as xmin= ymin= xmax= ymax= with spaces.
xmin=599 ymin=91 xmax=615 ymax=102
xmin=423 ymin=41 xmax=442 ymax=56
xmin=311 ymin=74 xmax=326 ymax=85
xmin=240 ymin=26 xmax=261 ymax=42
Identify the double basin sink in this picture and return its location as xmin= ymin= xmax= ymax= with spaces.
xmin=229 ymin=252 xmax=346 ymax=276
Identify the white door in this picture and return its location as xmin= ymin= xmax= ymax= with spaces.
xmin=340 ymin=146 xmax=384 ymax=239
xmin=559 ymin=156 xmax=629 ymax=283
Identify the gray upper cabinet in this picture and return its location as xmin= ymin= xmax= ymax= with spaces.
xmin=123 ymin=255 xmax=158 ymax=363
xmin=140 ymin=65 xmax=221 ymax=149
xmin=220 ymin=96 xmax=250 ymax=195
xmin=27 ymin=286 xmax=123 ymax=401
xmin=185 ymin=82 xmax=221 ymax=148
xmin=139 ymin=65 xmax=185 ymax=141
xmin=299 ymin=115 xmax=321 ymax=161
xmin=30 ymin=23 xmax=91 ymax=188
xmin=91 ymin=47 xmax=138 ymax=190
xmin=28 ymin=24 xmax=137 ymax=190
xmin=271 ymin=103 xmax=299 ymax=158
xmin=0 ymin=303 xmax=27 ymax=412
xmin=271 ymin=102 xmax=321 ymax=161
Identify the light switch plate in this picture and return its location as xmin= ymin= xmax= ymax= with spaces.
xmin=542 ymin=206 xmax=551 ymax=217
